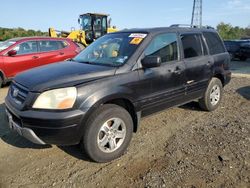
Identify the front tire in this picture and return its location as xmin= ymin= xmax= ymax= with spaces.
xmin=199 ymin=78 xmax=223 ymax=111
xmin=81 ymin=104 xmax=133 ymax=163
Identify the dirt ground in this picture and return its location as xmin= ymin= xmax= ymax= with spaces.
xmin=0 ymin=75 xmax=250 ymax=188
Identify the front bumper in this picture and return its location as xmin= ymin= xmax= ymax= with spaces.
xmin=5 ymin=98 xmax=87 ymax=145
xmin=6 ymin=109 xmax=45 ymax=145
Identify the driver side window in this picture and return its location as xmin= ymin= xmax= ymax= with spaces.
xmin=94 ymin=18 xmax=102 ymax=30
xmin=93 ymin=17 xmax=103 ymax=38
xmin=102 ymin=17 xmax=107 ymax=32
xmin=145 ymin=33 xmax=179 ymax=63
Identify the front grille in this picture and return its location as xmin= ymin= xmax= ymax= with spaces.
xmin=10 ymin=82 xmax=29 ymax=105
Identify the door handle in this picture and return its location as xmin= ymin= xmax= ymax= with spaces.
xmin=206 ymin=61 xmax=212 ymax=67
xmin=32 ymin=56 xmax=39 ymax=59
xmin=59 ymin=52 xmax=64 ymax=55
xmin=173 ymin=66 xmax=182 ymax=74
xmin=187 ymin=80 xmax=195 ymax=84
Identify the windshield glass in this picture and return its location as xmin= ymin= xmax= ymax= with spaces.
xmin=81 ymin=15 xmax=92 ymax=31
xmin=0 ymin=40 xmax=17 ymax=52
xmin=73 ymin=32 xmax=147 ymax=66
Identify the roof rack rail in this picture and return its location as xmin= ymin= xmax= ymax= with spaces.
xmin=170 ymin=24 xmax=195 ymax=28
xmin=170 ymin=24 xmax=214 ymax=29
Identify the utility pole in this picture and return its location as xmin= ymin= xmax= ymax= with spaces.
xmin=191 ymin=0 xmax=202 ymax=28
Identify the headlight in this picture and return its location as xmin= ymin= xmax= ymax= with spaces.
xmin=33 ymin=87 xmax=77 ymax=110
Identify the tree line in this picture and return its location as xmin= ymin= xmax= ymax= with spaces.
xmin=217 ymin=22 xmax=250 ymax=40
xmin=1 ymin=23 xmax=250 ymax=41
xmin=0 ymin=27 xmax=48 ymax=41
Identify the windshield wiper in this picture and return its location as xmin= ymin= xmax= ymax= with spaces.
xmin=69 ymin=59 xmax=91 ymax=64
xmin=78 ymin=61 xmax=96 ymax=65
xmin=75 ymin=60 xmax=118 ymax=67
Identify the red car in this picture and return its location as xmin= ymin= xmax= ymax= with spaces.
xmin=0 ymin=37 xmax=81 ymax=87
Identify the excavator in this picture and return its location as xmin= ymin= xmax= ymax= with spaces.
xmin=49 ymin=13 xmax=118 ymax=48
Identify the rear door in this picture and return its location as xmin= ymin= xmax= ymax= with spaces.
xmin=3 ymin=41 xmax=39 ymax=78
xmin=137 ymin=32 xmax=186 ymax=115
xmin=180 ymin=33 xmax=213 ymax=97
xmin=37 ymin=40 xmax=71 ymax=66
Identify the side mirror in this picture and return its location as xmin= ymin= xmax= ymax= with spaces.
xmin=141 ymin=56 xmax=161 ymax=68
xmin=8 ymin=50 xmax=17 ymax=57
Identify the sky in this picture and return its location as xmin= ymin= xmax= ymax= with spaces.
xmin=1 ymin=0 xmax=250 ymax=31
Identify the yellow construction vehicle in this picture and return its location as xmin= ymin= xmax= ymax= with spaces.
xmin=49 ymin=13 xmax=118 ymax=48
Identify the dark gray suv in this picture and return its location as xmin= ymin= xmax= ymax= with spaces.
xmin=5 ymin=27 xmax=231 ymax=162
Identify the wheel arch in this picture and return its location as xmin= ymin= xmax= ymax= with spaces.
xmin=214 ymin=73 xmax=225 ymax=86
xmin=0 ymin=69 xmax=6 ymax=83
xmin=79 ymin=92 xmax=140 ymax=135
xmin=213 ymin=67 xmax=226 ymax=86
xmin=103 ymin=98 xmax=139 ymax=133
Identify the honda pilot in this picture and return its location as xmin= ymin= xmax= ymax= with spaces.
xmin=5 ymin=27 xmax=231 ymax=162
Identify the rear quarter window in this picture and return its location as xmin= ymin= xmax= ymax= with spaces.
xmin=203 ymin=32 xmax=225 ymax=55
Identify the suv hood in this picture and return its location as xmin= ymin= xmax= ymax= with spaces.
xmin=14 ymin=61 xmax=117 ymax=92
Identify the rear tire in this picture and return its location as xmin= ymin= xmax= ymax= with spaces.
xmin=81 ymin=104 xmax=133 ymax=163
xmin=199 ymin=78 xmax=223 ymax=111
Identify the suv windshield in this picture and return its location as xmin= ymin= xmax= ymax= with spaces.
xmin=73 ymin=32 xmax=147 ymax=66
xmin=0 ymin=40 xmax=17 ymax=52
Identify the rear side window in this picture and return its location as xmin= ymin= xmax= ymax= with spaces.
xmin=38 ymin=40 xmax=68 ymax=52
xmin=13 ymin=41 xmax=38 ymax=55
xmin=181 ymin=34 xmax=202 ymax=59
xmin=145 ymin=33 xmax=179 ymax=62
xmin=203 ymin=32 xmax=225 ymax=55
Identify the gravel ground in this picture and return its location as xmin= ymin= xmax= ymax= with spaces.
xmin=0 ymin=77 xmax=249 ymax=188
xmin=138 ymin=78 xmax=250 ymax=188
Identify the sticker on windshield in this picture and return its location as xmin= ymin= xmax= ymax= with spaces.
xmin=130 ymin=38 xmax=143 ymax=45
xmin=129 ymin=33 xmax=147 ymax=38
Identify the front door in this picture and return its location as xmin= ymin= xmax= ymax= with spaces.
xmin=136 ymin=33 xmax=186 ymax=116
xmin=3 ymin=41 xmax=39 ymax=78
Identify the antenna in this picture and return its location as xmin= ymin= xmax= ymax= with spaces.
xmin=191 ymin=0 xmax=202 ymax=28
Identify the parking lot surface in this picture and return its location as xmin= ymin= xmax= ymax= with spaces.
xmin=230 ymin=59 xmax=250 ymax=75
